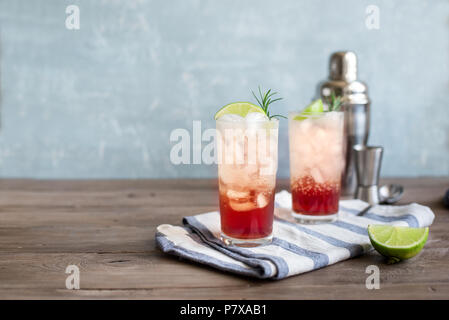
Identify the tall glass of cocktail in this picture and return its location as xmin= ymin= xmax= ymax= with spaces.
xmin=288 ymin=108 xmax=345 ymax=223
xmin=216 ymin=115 xmax=278 ymax=246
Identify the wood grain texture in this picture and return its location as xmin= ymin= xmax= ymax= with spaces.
xmin=0 ymin=178 xmax=448 ymax=299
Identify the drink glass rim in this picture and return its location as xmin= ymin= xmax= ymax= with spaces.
xmin=216 ymin=116 xmax=279 ymax=123
xmin=288 ymin=110 xmax=343 ymax=119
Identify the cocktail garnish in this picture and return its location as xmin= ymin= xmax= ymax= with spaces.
xmin=251 ymin=86 xmax=286 ymax=120
xmin=327 ymin=92 xmax=343 ymax=111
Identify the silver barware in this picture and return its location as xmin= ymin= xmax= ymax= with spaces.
xmin=354 ymin=145 xmax=383 ymax=205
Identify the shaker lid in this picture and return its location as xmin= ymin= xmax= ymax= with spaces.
xmin=320 ymin=51 xmax=369 ymax=105
xmin=330 ymin=51 xmax=358 ymax=82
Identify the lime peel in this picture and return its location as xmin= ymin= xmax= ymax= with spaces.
xmin=214 ymin=102 xmax=265 ymax=120
xmin=293 ymin=99 xmax=324 ymax=121
xmin=368 ymin=225 xmax=429 ymax=263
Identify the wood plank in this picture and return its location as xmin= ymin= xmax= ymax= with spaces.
xmin=0 ymin=250 xmax=447 ymax=299
xmin=2 ymin=283 xmax=449 ymax=300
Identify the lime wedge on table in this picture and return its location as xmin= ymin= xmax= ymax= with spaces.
xmin=214 ymin=102 xmax=265 ymax=120
xmin=293 ymin=99 xmax=324 ymax=121
xmin=368 ymin=225 xmax=429 ymax=264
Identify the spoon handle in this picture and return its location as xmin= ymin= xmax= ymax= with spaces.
xmin=356 ymin=205 xmax=372 ymax=216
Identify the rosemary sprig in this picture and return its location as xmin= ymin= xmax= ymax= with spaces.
xmin=327 ymin=92 xmax=343 ymax=112
xmin=251 ymin=86 xmax=286 ymax=120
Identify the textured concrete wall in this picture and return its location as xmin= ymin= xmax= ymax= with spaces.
xmin=0 ymin=0 xmax=448 ymax=178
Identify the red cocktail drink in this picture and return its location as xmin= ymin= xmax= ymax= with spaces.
xmin=219 ymin=189 xmax=274 ymax=239
xmin=288 ymin=111 xmax=345 ymax=223
xmin=216 ymin=115 xmax=278 ymax=246
xmin=291 ymin=176 xmax=340 ymax=215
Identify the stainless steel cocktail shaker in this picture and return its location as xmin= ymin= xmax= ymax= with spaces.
xmin=318 ymin=51 xmax=371 ymax=197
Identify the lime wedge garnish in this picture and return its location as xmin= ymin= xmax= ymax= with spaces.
xmin=368 ymin=225 xmax=429 ymax=264
xmin=293 ymin=99 xmax=324 ymax=121
xmin=214 ymin=102 xmax=265 ymax=120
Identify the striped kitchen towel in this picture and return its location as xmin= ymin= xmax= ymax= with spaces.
xmin=156 ymin=190 xmax=434 ymax=279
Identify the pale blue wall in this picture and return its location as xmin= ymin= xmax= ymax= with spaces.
xmin=0 ymin=0 xmax=448 ymax=178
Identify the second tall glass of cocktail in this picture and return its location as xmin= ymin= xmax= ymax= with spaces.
xmin=288 ymin=111 xmax=345 ymax=223
xmin=216 ymin=116 xmax=278 ymax=246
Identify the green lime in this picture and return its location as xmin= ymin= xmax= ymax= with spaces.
xmin=368 ymin=225 xmax=429 ymax=264
xmin=214 ymin=102 xmax=265 ymax=120
xmin=293 ymin=99 xmax=324 ymax=121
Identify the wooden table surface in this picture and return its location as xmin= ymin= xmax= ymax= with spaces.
xmin=0 ymin=178 xmax=448 ymax=300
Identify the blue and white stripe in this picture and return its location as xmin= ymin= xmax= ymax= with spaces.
xmin=156 ymin=190 xmax=435 ymax=279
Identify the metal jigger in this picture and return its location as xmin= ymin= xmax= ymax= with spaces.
xmin=354 ymin=145 xmax=383 ymax=205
